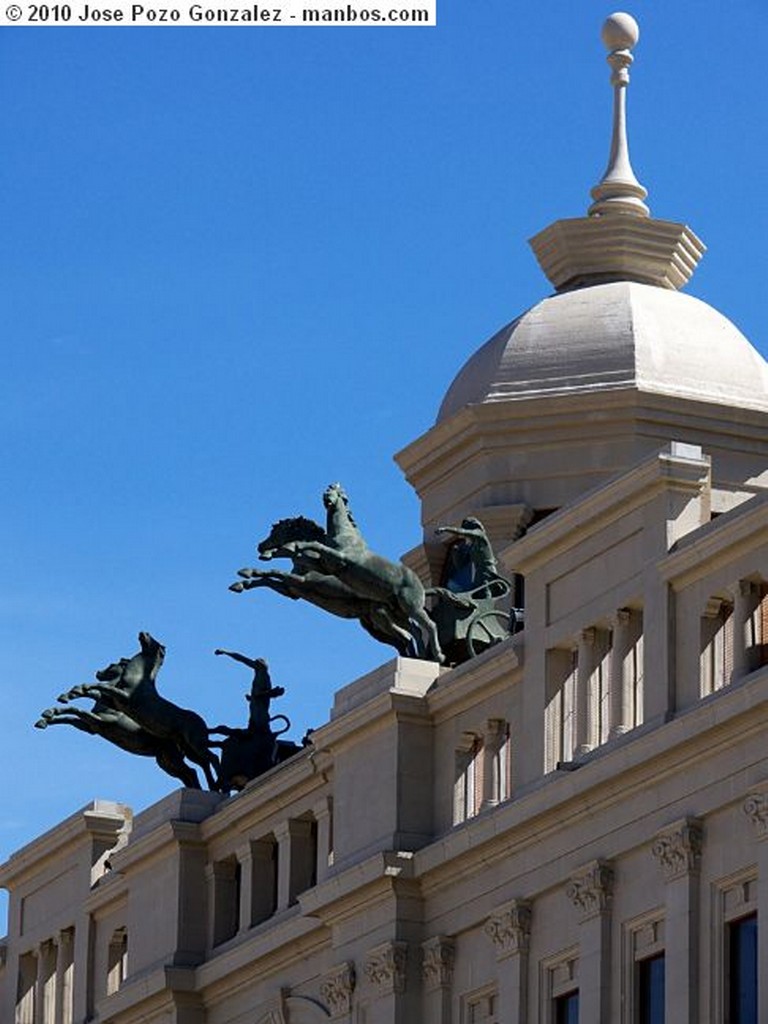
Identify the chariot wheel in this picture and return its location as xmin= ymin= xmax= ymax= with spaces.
xmin=466 ymin=610 xmax=510 ymax=658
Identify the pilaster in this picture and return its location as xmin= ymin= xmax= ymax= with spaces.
xmin=566 ymin=860 xmax=613 ymax=1024
xmin=484 ymin=900 xmax=532 ymax=1023
xmin=743 ymin=787 xmax=768 ymax=1023
xmin=651 ymin=817 xmax=703 ymax=1024
xmin=421 ymin=936 xmax=454 ymax=1024
xmin=363 ymin=940 xmax=408 ymax=1024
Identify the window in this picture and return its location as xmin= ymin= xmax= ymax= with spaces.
xmin=462 ymin=985 xmax=498 ymax=1023
xmin=454 ymin=733 xmax=482 ymax=824
xmin=545 ymin=648 xmax=578 ymax=770
xmin=210 ymin=856 xmax=241 ymax=946
xmin=544 ymin=949 xmax=579 ymax=1024
xmin=637 ymin=954 xmax=664 ymax=1024
xmin=700 ymin=597 xmax=734 ymax=695
xmin=555 ymin=991 xmax=579 ymax=1024
xmin=106 ymin=928 xmax=128 ymax=995
xmin=727 ymin=914 xmax=757 ymax=1024
xmin=15 ymin=952 xmax=37 ymax=1024
xmin=714 ymin=872 xmax=756 ymax=1024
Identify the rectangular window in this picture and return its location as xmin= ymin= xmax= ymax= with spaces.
xmin=453 ymin=733 xmax=482 ymax=824
xmin=637 ymin=953 xmax=665 ymax=1024
xmin=555 ymin=990 xmax=579 ymax=1024
xmin=728 ymin=914 xmax=757 ymax=1024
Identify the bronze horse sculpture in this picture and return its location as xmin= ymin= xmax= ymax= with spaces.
xmin=233 ymin=483 xmax=443 ymax=662
xmin=35 ymin=688 xmax=202 ymax=789
xmin=57 ymin=631 xmax=221 ymax=791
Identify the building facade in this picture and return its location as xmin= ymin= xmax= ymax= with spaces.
xmin=2 ymin=13 xmax=767 ymax=1024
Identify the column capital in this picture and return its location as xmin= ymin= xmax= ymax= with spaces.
xmin=420 ymin=935 xmax=455 ymax=991
xmin=651 ymin=817 xmax=703 ymax=880
xmin=610 ymin=607 xmax=632 ymax=628
xmin=566 ymin=860 xmax=614 ymax=921
xmin=484 ymin=899 xmax=532 ymax=959
xmin=363 ymin=940 xmax=408 ymax=997
xmin=320 ymin=961 xmax=355 ymax=1019
xmin=744 ymin=787 xmax=768 ymax=840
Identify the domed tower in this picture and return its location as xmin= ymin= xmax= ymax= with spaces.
xmin=396 ymin=13 xmax=768 ymax=579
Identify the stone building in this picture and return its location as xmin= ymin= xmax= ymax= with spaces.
xmin=2 ymin=12 xmax=767 ymax=1024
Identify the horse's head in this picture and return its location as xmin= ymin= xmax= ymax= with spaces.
xmin=258 ymin=516 xmax=326 ymax=559
xmin=137 ymin=631 xmax=166 ymax=676
xmin=96 ymin=657 xmax=129 ymax=683
xmin=323 ymin=483 xmax=348 ymax=510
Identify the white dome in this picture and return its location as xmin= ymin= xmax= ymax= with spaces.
xmin=438 ymin=282 xmax=768 ymax=422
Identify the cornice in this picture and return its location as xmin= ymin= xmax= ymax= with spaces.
xmin=503 ymin=445 xmax=709 ymax=574
xmin=0 ymin=801 xmax=129 ymax=889
xmin=426 ymin=635 xmax=522 ymax=722
xmin=658 ymin=491 xmax=768 ymax=587
xmin=299 ymin=850 xmax=418 ymax=929
xmin=396 ymin=387 xmax=768 ymax=496
xmin=109 ymin=819 xmax=205 ymax=876
xmin=196 ymin=910 xmax=326 ymax=1001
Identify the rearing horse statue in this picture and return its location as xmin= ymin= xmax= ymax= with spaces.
xmin=234 ymin=484 xmax=443 ymax=663
xmin=58 ymin=631 xmax=221 ymax=790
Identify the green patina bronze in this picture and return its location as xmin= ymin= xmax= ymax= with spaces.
xmin=233 ymin=483 xmax=444 ymax=662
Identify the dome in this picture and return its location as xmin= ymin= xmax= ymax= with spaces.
xmin=437 ymin=282 xmax=768 ymax=423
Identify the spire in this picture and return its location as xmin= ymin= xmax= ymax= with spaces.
xmin=589 ymin=13 xmax=649 ymax=218
xmin=529 ymin=12 xmax=705 ymax=292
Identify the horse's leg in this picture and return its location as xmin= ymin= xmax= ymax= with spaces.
xmin=155 ymin=749 xmax=201 ymax=790
xmin=35 ymin=712 xmax=97 ymax=735
xmin=410 ymin=605 xmax=444 ymax=663
xmin=56 ymin=684 xmax=94 ymax=703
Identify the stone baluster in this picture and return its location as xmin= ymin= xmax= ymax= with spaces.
xmin=575 ymin=629 xmax=597 ymax=756
xmin=609 ymin=609 xmax=633 ymax=739
xmin=312 ymin=796 xmax=334 ymax=883
xmin=732 ymin=580 xmax=756 ymax=681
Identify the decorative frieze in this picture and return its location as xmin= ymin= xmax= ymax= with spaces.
xmin=566 ymin=860 xmax=613 ymax=921
xmin=744 ymin=791 xmax=768 ymax=839
xmin=420 ymin=936 xmax=455 ymax=992
xmin=484 ymin=899 xmax=532 ymax=958
xmin=320 ymin=962 xmax=356 ymax=1019
xmin=651 ymin=818 xmax=703 ymax=881
xmin=364 ymin=941 xmax=408 ymax=997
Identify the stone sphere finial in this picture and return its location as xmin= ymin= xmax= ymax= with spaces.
xmin=601 ymin=12 xmax=639 ymax=52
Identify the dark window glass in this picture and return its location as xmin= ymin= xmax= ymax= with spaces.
xmin=555 ymin=990 xmax=579 ymax=1024
xmin=638 ymin=953 xmax=665 ymax=1024
xmin=729 ymin=914 xmax=757 ymax=1024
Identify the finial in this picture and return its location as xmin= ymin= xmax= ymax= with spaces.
xmin=589 ymin=12 xmax=649 ymax=218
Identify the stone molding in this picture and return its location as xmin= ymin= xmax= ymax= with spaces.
xmin=364 ymin=941 xmax=408 ymax=997
xmin=566 ymin=860 xmax=614 ymax=921
xmin=320 ymin=962 xmax=355 ymax=1019
xmin=743 ymin=789 xmax=768 ymax=840
xmin=420 ymin=936 xmax=455 ymax=991
xmin=651 ymin=818 xmax=703 ymax=880
xmin=484 ymin=899 xmax=532 ymax=958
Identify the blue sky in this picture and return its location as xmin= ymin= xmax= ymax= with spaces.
xmin=1 ymin=2 xmax=766 ymax=923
